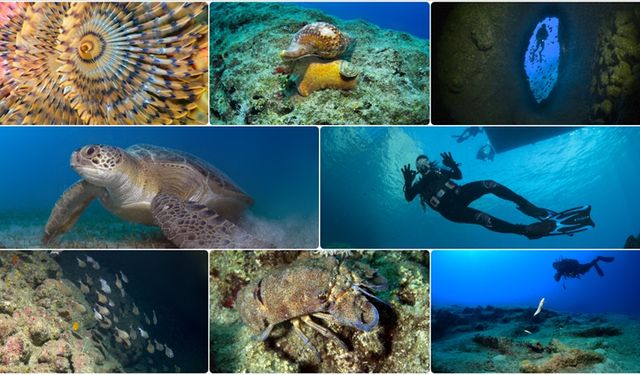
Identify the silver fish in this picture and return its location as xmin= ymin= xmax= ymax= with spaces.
xmin=86 ymin=255 xmax=95 ymax=264
xmin=76 ymin=257 xmax=87 ymax=268
xmin=120 ymin=270 xmax=129 ymax=283
xmin=152 ymin=309 xmax=158 ymax=325
xmin=138 ymin=327 xmax=149 ymax=339
xmin=115 ymin=274 xmax=123 ymax=290
xmin=165 ymin=345 xmax=174 ymax=359
xmin=147 ymin=340 xmax=155 ymax=354
xmin=85 ymin=273 xmax=93 ymax=286
xmin=144 ymin=313 xmax=151 ymax=325
xmin=108 ymin=299 xmax=115 ymax=308
xmin=93 ymin=308 xmax=102 ymax=321
xmin=99 ymin=278 xmax=111 ymax=294
xmin=154 ymin=340 xmax=164 ymax=351
xmin=92 ymin=261 xmax=100 ymax=270
xmin=78 ymin=280 xmax=90 ymax=294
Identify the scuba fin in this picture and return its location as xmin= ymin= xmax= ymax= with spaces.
xmin=517 ymin=204 xmax=555 ymax=221
xmin=525 ymin=205 xmax=595 ymax=239
xmin=596 ymin=256 xmax=615 ymax=263
xmin=593 ymin=262 xmax=604 ymax=277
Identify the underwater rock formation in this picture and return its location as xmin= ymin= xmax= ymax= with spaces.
xmin=432 ymin=305 xmax=640 ymax=373
xmin=590 ymin=9 xmax=640 ymax=124
xmin=0 ymin=2 xmax=208 ymax=125
xmin=210 ymin=250 xmax=429 ymax=372
xmin=520 ymin=349 xmax=604 ymax=373
xmin=210 ymin=3 xmax=429 ymax=125
xmin=0 ymin=252 xmax=121 ymax=372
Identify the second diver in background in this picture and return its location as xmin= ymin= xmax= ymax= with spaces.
xmin=402 ymin=153 xmax=595 ymax=239
xmin=553 ymin=256 xmax=615 ymax=281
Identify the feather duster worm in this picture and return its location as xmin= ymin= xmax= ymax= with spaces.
xmin=0 ymin=2 xmax=208 ymax=125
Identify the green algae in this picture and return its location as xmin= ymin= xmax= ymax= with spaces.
xmin=210 ymin=3 xmax=430 ymax=125
xmin=209 ymin=250 xmax=430 ymax=373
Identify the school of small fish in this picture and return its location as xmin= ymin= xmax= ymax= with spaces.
xmin=74 ymin=254 xmax=176 ymax=364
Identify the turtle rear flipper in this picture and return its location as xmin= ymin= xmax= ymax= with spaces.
xmin=151 ymin=193 xmax=273 ymax=249
xmin=43 ymin=180 xmax=104 ymax=246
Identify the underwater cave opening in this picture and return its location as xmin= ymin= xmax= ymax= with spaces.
xmin=524 ymin=16 xmax=560 ymax=103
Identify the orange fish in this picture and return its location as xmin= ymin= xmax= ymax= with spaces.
xmin=72 ymin=322 xmax=80 ymax=332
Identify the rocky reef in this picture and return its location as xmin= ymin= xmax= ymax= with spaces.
xmin=590 ymin=8 xmax=640 ymax=124
xmin=0 ymin=251 xmax=121 ymax=372
xmin=433 ymin=3 xmax=640 ymax=125
xmin=209 ymin=250 xmax=429 ymax=372
xmin=432 ymin=305 xmax=640 ymax=373
xmin=210 ymin=3 xmax=429 ymax=125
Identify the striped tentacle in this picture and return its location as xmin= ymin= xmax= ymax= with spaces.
xmin=56 ymin=2 xmax=207 ymax=125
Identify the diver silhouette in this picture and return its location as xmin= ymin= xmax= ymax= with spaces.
xmin=553 ymin=256 xmax=615 ymax=282
xmin=451 ymin=127 xmax=483 ymax=143
xmin=476 ymin=144 xmax=495 ymax=162
xmin=402 ymin=153 xmax=595 ymax=239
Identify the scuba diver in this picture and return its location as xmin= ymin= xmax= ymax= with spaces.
xmin=451 ymin=127 xmax=483 ymax=143
xmin=553 ymin=256 xmax=615 ymax=282
xmin=476 ymin=144 xmax=495 ymax=162
xmin=402 ymin=153 xmax=595 ymax=239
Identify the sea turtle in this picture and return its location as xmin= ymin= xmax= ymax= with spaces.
xmin=43 ymin=144 xmax=272 ymax=248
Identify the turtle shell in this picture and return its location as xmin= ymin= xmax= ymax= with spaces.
xmin=126 ymin=144 xmax=253 ymax=205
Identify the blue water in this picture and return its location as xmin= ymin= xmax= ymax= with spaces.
xmin=0 ymin=127 xmax=318 ymax=246
xmin=321 ymin=127 xmax=640 ymax=248
xmin=293 ymin=2 xmax=429 ymax=39
xmin=432 ymin=250 xmax=640 ymax=316
xmin=524 ymin=17 xmax=560 ymax=103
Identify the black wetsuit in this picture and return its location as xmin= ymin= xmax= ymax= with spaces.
xmin=553 ymin=256 xmax=615 ymax=282
xmin=404 ymin=166 xmax=536 ymax=235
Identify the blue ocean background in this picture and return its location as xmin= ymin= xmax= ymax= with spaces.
xmin=432 ymin=250 xmax=640 ymax=316
xmin=0 ymin=127 xmax=318 ymax=247
xmin=321 ymin=127 xmax=640 ymax=249
xmin=292 ymin=2 xmax=429 ymax=39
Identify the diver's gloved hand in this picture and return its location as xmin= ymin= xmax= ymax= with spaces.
xmin=440 ymin=152 xmax=460 ymax=169
xmin=401 ymin=164 xmax=417 ymax=185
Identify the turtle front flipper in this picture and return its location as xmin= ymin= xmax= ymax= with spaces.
xmin=43 ymin=180 xmax=104 ymax=246
xmin=151 ymin=193 xmax=274 ymax=249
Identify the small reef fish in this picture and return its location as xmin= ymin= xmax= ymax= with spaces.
xmin=97 ymin=291 xmax=108 ymax=304
xmin=524 ymin=329 xmax=533 ymax=334
xmin=152 ymin=309 xmax=158 ymax=325
xmin=99 ymin=278 xmax=112 ymax=294
xmin=132 ymin=303 xmax=140 ymax=316
xmin=92 ymin=261 xmax=100 ymax=270
xmin=120 ymin=271 xmax=129 ymax=283
xmin=93 ymin=308 xmax=102 ymax=321
xmin=147 ymin=340 xmax=155 ymax=354
xmin=113 ymin=315 xmax=119 ymax=323
xmin=129 ymin=326 xmax=138 ymax=340
xmin=533 ymin=297 xmax=545 ymax=317
xmin=78 ymin=280 xmax=90 ymax=294
xmin=85 ymin=274 xmax=93 ymax=286
xmin=115 ymin=274 xmax=123 ymax=289
xmin=165 ymin=345 xmax=174 ymax=359
xmin=144 ymin=313 xmax=151 ymax=325
xmin=76 ymin=257 xmax=87 ymax=268
xmin=138 ymin=327 xmax=149 ymax=339
xmin=49 ymin=250 xmax=61 ymax=257
xmin=154 ymin=340 xmax=164 ymax=351
xmin=96 ymin=304 xmax=110 ymax=317
xmin=86 ymin=255 xmax=96 ymax=264
xmin=120 ymin=288 xmax=125 ymax=298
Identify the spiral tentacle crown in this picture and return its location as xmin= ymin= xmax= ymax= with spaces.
xmin=0 ymin=2 xmax=208 ymax=125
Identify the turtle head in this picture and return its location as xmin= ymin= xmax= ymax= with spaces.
xmin=71 ymin=144 xmax=127 ymax=186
